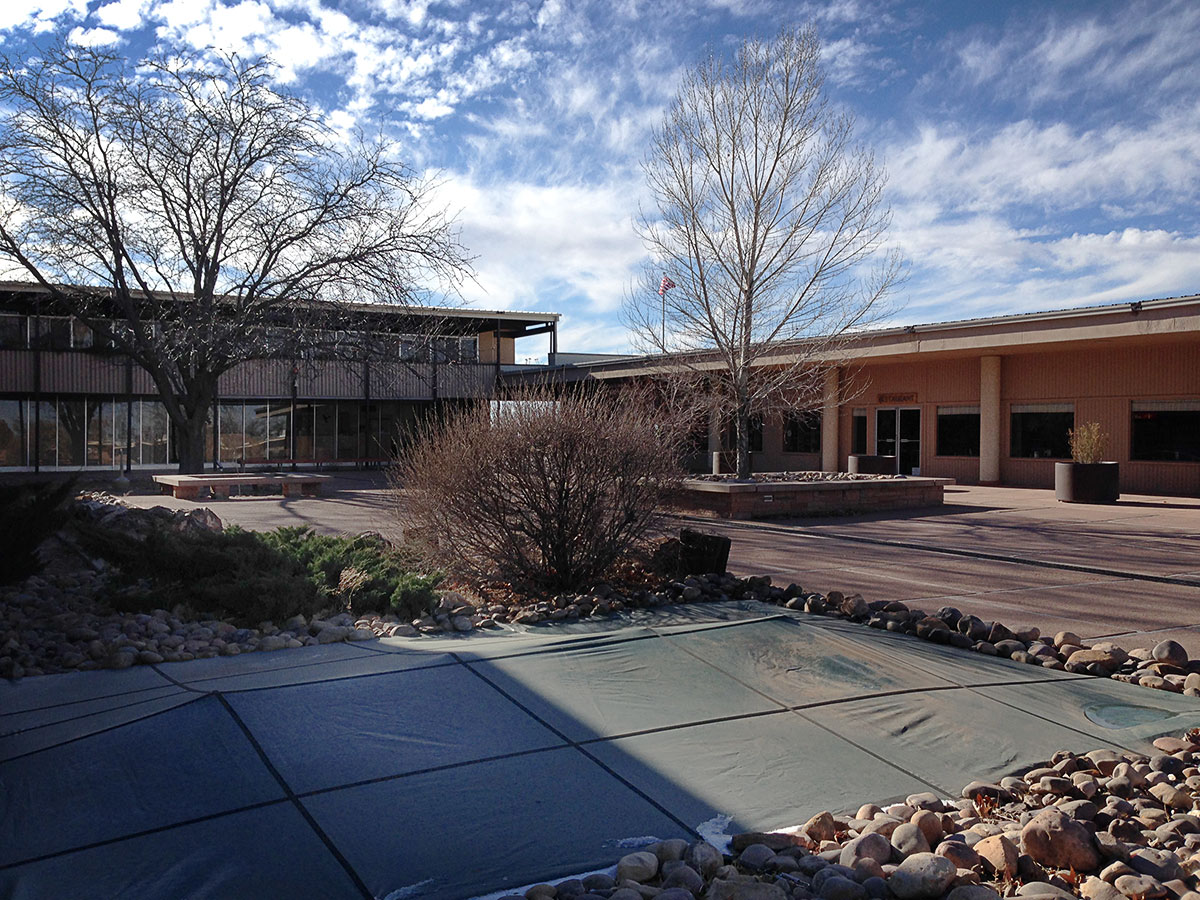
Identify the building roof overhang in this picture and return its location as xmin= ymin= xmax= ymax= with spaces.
xmin=528 ymin=293 xmax=1200 ymax=383
xmin=0 ymin=281 xmax=559 ymax=339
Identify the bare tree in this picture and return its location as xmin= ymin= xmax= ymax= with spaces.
xmin=0 ymin=44 xmax=470 ymax=472
xmin=625 ymin=25 xmax=903 ymax=478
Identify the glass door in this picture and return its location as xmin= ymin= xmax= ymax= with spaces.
xmin=876 ymin=408 xmax=897 ymax=462
xmin=898 ymin=408 xmax=921 ymax=475
xmin=875 ymin=407 xmax=921 ymax=474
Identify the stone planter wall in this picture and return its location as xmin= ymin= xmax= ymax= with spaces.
xmin=671 ymin=476 xmax=948 ymax=519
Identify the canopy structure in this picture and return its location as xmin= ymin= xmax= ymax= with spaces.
xmin=4 ymin=602 xmax=1200 ymax=900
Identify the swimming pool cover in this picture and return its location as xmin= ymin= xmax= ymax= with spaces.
xmin=4 ymin=603 xmax=1200 ymax=899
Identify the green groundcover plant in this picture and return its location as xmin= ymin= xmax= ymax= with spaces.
xmin=77 ymin=524 xmax=440 ymax=627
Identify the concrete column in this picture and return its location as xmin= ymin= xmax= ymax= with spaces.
xmin=708 ymin=404 xmax=722 ymax=475
xmin=821 ymin=367 xmax=840 ymax=473
xmin=980 ymin=355 xmax=1001 ymax=484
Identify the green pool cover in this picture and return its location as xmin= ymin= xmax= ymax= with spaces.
xmin=4 ymin=602 xmax=1200 ymax=899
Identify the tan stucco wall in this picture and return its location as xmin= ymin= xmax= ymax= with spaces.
xmin=745 ymin=338 xmax=1200 ymax=496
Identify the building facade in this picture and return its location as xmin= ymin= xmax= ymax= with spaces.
xmin=550 ymin=295 xmax=1200 ymax=496
xmin=0 ymin=283 xmax=558 ymax=472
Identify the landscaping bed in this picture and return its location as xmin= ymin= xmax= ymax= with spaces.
xmin=672 ymin=472 xmax=947 ymax=519
xmin=2 ymin=492 xmax=1198 ymax=698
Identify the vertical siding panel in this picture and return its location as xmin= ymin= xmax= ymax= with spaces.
xmin=0 ymin=350 xmax=35 ymax=392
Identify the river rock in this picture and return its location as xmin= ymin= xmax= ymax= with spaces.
xmin=975 ymin=834 xmax=1019 ymax=879
xmin=686 ymin=842 xmax=724 ymax=879
xmin=804 ymin=811 xmax=839 ymax=843
xmin=616 ymin=851 xmax=659 ymax=883
xmin=888 ymin=852 xmax=958 ymax=899
xmin=1152 ymin=641 xmax=1189 ymax=667
xmin=841 ymin=833 xmax=893 ymax=868
xmin=892 ymin=822 xmax=932 ymax=857
xmin=1021 ymin=808 xmax=1101 ymax=872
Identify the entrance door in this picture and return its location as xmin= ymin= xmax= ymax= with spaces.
xmin=875 ymin=408 xmax=921 ymax=475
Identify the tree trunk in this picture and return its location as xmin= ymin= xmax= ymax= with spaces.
xmin=735 ymin=398 xmax=752 ymax=480
xmin=175 ymin=416 xmax=209 ymax=474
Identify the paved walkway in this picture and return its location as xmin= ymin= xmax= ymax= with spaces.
xmin=118 ymin=474 xmax=1200 ymax=655
xmin=693 ymin=485 xmax=1200 ymax=655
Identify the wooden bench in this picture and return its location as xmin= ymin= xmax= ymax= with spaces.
xmin=152 ymin=473 xmax=331 ymax=500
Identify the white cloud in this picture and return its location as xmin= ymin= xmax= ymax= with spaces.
xmin=67 ymin=24 xmax=120 ymax=45
xmin=0 ymin=0 xmax=87 ymax=33
xmin=94 ymin=0 xmax=149 ymax=30
xmin=438 ymin=172 xmax=648 ymax=327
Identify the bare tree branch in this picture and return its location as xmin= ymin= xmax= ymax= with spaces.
xmin=0 ymin=43 xmax=473 ymax=472
xmin=624 ymin=25 xmax=905 ymax=478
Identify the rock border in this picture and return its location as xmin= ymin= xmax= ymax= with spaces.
xmin=485 ymin=732 xmax=1200 ymax=900
xmin=2 ymin=496 xmax=1197 ymax=695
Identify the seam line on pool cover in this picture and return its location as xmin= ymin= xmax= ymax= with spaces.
xmin=215 ymin=693 xmax=373 ymax=900
xmin=0 ymin=798 xmax=290 ymax=872
xmin=204 ymin=616 xmax=786 ymax=696
xmin=0 ymin=688 xmax=196 ymax=739
xmin=456 ymin=654 xmax=703 ymax=841
xmin=0 ymin=692 xmax=210 ymax=764
xmin=656 ymin=622 xmax=953 ymax=795
xmin=676 ymin=514 xmax=1200 ymax=588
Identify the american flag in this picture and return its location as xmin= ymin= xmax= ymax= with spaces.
xmin=658 ymin=275 xmax=677 ymax=296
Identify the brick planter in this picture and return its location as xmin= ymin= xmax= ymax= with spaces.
xmin=671 ymin=475 xmax=949 ymax=519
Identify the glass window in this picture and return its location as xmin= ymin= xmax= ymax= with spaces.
xmin=0 ymin=314 xmax=27 ymax=349
xmin=219 ymin=402 xmax=245 ymax=463
xmin=141 ymin=400 xmax=170 ymax=465
xmin=72 ymin=318 xmax=94 ymax=349
xmin=56 ymin=398 xmax=87 ymax=466
xmin=1131 ymin=401 xmax=1200 ymax=462
xmin=851 ymin=409 xmax=867 ymax=455
xmin=0 ymin=399 xmax=28 ymax=466
xmin=937 ymin=405 xmax=981 ymax=457
xmin=267 ymin=402 xmax=291 ymax=460
xmin=112 ymin=400 xmax=130 ymax=469
xmin=86 ymin=399 xmax=114 ymax=466
xmin=362 ymin=403 xmax=383 ymax=457
xmin=36 ymin=400 xmax=57 ymax=466
xmin=314 ymin=403 xmax=337 ymax=460
xmin=783 ymin=412 xmax=821 ymax=453
xmin=244 ymin=404 xmax=269 ymax=462
xmin=336 ymin=401 xmax=359 ymax=459
xmin=1010 ymin=403 xmax=1073 ymax=459
xmin=33 ymin=317 xmax=72 ymax=350
xmin=292 ymin=403 xmax=315 ymax=459
xmin=721 ymin=416 xmax=762 ymax=453
xmin=460 ymin=336 xmax=478 ymax=363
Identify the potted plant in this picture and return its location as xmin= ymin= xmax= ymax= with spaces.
xmin=1054 ymin=421 xmax=1119 ymax=503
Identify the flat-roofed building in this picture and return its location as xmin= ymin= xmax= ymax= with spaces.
xmin=0 ymin=282 xmax=558 ymax=472
xmin=542 ymin=295 xmax=1200 ymax=496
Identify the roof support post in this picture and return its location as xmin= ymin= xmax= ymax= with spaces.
xmin=980 ymin=355 xmax=1002 ymax=484
xmin=821 ymin=367 xmax=840 ymax=472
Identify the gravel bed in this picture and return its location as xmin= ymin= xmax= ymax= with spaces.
xmin=487 ymin=731 xmax=1200 ymax=900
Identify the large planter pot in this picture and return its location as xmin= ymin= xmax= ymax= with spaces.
xmin=848 ymin=454 xmax=897 ymax=475
xmin=1055 ymin=461 xmax=1120 ymax=504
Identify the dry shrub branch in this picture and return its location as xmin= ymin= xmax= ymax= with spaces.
xmin=396 ymin=386 xmax=686 ymax=592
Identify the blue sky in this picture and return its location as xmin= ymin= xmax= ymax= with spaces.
xmin=3 ymin=0 xmax=1199 ymax=359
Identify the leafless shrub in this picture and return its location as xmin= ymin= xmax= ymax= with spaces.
xmin=395 ymin=386 xmax=686 ymax=592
